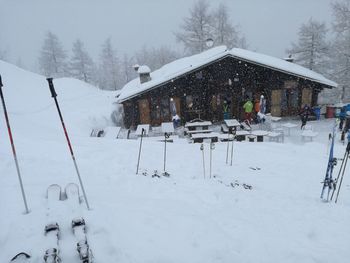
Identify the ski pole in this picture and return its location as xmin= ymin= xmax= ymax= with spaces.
xmin=46 ymin=78 xmax=90 ymax=210
xmin=230 ymin=130 xmax=236 ymax=166
xmin=225 ymin=132 xmax=229 ymax=164
xmin=163 ymin=132 xmax=168 ymax=172
xmin=0 ymin=75 xmax=30 ymax=214
xmin=210 ymin=142 xmax=215 ymax=178
xmin=136 ymin=128 xmax=144 ymax=174
xmin=334 ymin=143 xmax=350 ymax=203
xmin=330 ymin=149 xmax=348 ymax=200
xmin=200 ymin=143 xmax=206 ymax=179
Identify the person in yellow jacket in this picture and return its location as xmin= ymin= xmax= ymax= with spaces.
xmin=243 ymin=98 xmax=253 ymax=125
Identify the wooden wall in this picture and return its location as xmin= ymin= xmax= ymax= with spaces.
xmin=122 ymin=56 xmax=326 ymax=128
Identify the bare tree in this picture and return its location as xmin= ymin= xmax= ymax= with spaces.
xmin=98 ymin=38 xmax=121 ymax=90
xmin=287 ymin=18 xmax=329 ymax=72
xmin=69 ymin=39 xmax=95 ymax=83
xmin=134 ymin=45 xmax=180 ymax=71
xmin=120 ymin=54 xmax=137 ymax=85
xmin=330 ymin=0 xmax=350 ymax=101
xmin=38 ymin=31 xmax=68 ymax=77
xmin=212 ymin=3 xmax=245 ymax=48
xmin=175 ymin=0 xmax=213 ymax=54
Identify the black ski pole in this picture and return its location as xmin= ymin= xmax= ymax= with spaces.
xmin=0 ymin=75 xmax=30 ymax=214
xmin=334 ymin=143 xmax=350 ymax=203
xmin=163 ymin=132 xmax=168 ymax=172
xmin=330 ymin=150 xmax=348 ymax=201
xmin=46 ymin=78 xmax=90 ymax=210
xmin=230 ymin=130 xmax=236 ymax=166
xmin=136 ymin=128 xmax=145 ymax=174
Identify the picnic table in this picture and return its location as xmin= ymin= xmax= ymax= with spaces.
xmin=281 ymin=122 xmax=298 ymax=136
xmin=135 ymin=124 xmax=150 ymax=136
xmin=223 ymin=119 xmax=241 ymax=133
xmin=161 ymin=122 xmax=175 ymax=134
xmin=191 ymin=132 xmax=219 ymax=143
xmin=235 ymin=130 xmax=250 ymax=141
xmin=185 ymin=121 xmax=212 ymax=130
xmin=251 ymin=130 xmax=269 ymax=142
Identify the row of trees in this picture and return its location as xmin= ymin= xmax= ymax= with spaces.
xmin=37 ymin=32 xmax=180 ymax=90
xmin=36 ymin=0 xmax=245 ymax=90
xmin=287 ymin=0 xmax=350 ymax=102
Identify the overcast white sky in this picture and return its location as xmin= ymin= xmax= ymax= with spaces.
xmin=0 ymin=0 xmax=334 ymax=70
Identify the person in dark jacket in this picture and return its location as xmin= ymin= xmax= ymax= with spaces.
xmin=299 ymin=105 xmax=313 ymax=129
xmin=339 ymin=106 xmax=346 ymax=131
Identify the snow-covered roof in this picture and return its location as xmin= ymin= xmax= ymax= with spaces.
xmin=117 ymin=46 xmax=337 ymax=103
xmin=138 ymin=65 xmax=151 ymax=74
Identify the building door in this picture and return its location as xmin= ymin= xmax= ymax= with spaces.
xmin=271 ymin=90 xmax=282 ymax=116
xmin=301 ymin=88 xmax=312 ymax=107
xmin=138 ymin=99 xmax=151 ymax=124
xmin=173 ymin=97 xmax=181 ymax=117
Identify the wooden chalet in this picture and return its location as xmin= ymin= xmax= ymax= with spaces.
xmin=117 ymin=46 xmax=337 ymax=128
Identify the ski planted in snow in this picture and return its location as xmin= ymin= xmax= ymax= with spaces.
xmin=320 ymin=122 xmax=337 ymax=201
xmin=44 ymin=184 xmax=62 ymax=263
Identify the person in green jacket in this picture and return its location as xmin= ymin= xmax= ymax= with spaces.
xmin=243 ymin=98 xmax=253 ymax=125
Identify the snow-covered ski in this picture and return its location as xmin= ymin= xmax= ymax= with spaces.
xmin=321 ymin=122 xmax=337 ymax=201
xmin=10 ymin=252 xmax=31 ymax=263
xmin=64 ymin=183 xmax=94 ymax=262
xmin=44 ymin=184 xmax=62 ymax=263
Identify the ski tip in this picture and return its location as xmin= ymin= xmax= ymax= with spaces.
xmin=10 ymin=252 xmax=31 ymax=261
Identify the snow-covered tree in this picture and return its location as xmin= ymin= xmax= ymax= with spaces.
xmin=330 ymin=0 xmax=350 ymax=101
xmin=69 ymin=39 xmax=95 ymax=83
xmin=120 ymin=54 xmax=136 ymax=85
xmin=175 ymin=0 xmax=214 ymax=54
xmin=287 ymin=18 xmax=329 ymax=72
xmin=98 ymin=38 xmax=121 ymax=90
xmin=212 ymin=3 xmax=245 ymax=49
xmin=38 ymin=31 xmax=68 ymax=77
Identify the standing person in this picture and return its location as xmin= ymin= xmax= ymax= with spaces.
xmin=259 ymin=95 xmax=266 ymax=114
xmin=254 ymin=97 xmax=260 ymax=122
xmin=339 ymin=106 xmax=346 ymax=131
xmin=243 ymin=97 xmax=253 ymax=125
xmin=299 ymin=104 xmax=313 ymax=129
xmin=223 ymin=100 xmax=230 ymax=120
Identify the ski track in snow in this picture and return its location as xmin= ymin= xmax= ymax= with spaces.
xmin=0 ymin=60 xmax=350 ymax=262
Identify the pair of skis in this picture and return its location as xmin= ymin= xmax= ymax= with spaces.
xmin=321 ymin=121 xmax=349 ymax=203
xmin=321 ymin=122 xmax=337 ymax=201
xmin=41 ymin=184 xmax=93 ymax=263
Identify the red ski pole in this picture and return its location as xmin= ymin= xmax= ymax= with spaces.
xmin=46 ymin=78 xmax=91 ymax=210
xmin=0 ymin=75 xmax=30 ymax=214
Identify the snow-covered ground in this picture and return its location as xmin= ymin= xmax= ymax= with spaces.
xmin=1 ymin=61 xmax=349 ymax=263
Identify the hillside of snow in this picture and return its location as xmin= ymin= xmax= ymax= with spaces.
xmin=0 ymin=61 xmax=349 ymax=263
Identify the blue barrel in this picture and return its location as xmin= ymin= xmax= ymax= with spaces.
xmin=313 ymin=107 xmax=321 ymax=120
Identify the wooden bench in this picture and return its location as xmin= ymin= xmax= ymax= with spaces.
xmin=191 ymin=132 xmax=219 ymax=143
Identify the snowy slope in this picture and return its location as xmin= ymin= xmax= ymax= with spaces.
xmin=0 ymin=61 xmax=349 ymax=263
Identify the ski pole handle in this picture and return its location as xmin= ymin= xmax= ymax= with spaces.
xmin=0 ymin=74 xmax=3 ymax=87
xmin=46 ymin=78 xmax=57 ymax=98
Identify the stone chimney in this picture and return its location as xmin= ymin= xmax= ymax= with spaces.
xmin=284 ymin=54 xmax=294 ymax=63
xmin=138 ymin=65 xmax=151 ymax=84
